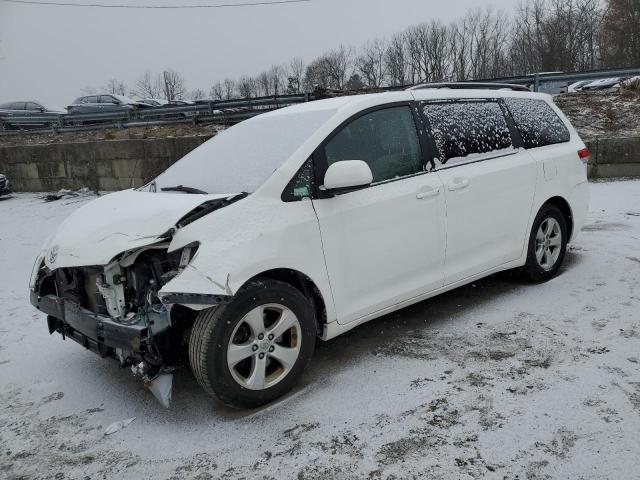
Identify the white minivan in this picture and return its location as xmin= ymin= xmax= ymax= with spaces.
xmin=30 ymin=85 xmax=589 ymax=408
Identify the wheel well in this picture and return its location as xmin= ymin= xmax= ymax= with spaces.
xmin=543 ymin=196 xmax=573 ymax=239
xmin=248 ymin=269 xmax=327 ymax=336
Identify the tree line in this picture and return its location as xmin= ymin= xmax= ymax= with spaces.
xmin=89 ymin=0 xmax=639 ymax=101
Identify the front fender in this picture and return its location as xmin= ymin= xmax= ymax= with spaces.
xmin=158 ymin=195 xmax=336 ymax=322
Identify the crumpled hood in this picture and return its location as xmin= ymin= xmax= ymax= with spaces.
xmin=43 ymin=189 xmax=231 ymax=269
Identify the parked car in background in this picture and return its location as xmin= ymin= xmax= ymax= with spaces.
xmin=0 ymin=101 xmax=66 ymax=129
xmin=0 ymin=174 xmax=11 ymax=196
xmin=67 ymin=94 xmax=151 ymax=114
xmin=30 ymin=86 xmax=589 ymax=409
xmin=168 ymin=99 xmax=194 ymax=106
xmin=567 ymin=80 xmax=592 ymax=92
xmin=137 ymin=98 xmax=169 ymax=107
xmin=580 ymin=77 xmax=623 ymax=91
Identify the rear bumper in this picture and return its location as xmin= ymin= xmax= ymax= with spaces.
xmin=569 ymin=181 xmax=590 ymax=242
xmin=30 ymin=290 xmax=148 ymax=357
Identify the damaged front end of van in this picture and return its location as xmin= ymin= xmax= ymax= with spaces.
xmin=29 ymin=189 xmax=246 ymax=408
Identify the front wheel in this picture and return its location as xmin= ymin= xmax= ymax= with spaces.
xmin=520 ymin=204 xmax=568 ymax=282
xmin=189 ymin=279 xmax=316 ymax=408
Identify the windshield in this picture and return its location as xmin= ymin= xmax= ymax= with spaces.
xmin=152 ymin=108 xmax=336 ymax=194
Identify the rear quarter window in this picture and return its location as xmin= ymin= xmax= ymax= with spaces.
xmin=504 ymin=98 xmax=570 ymax=149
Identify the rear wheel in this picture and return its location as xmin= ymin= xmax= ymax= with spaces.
xmin=189 ymin=279 xmax=316 ymax=408
xmin=521 ymin=204 xmax=568 ymax=282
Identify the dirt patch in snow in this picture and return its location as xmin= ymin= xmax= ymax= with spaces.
xmin=0 ymin=123 xmax=220 ymax=147
xmin=554 ymin=89 xmax=640 ymax=140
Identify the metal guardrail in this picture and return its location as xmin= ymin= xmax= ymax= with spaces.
xmin=1 ymin=67 xmax=638 ymax=136
xmin=469 ymin=67 xmax=640 ymax=91
xmin=0 ymin=93 xmax=313 ymax=135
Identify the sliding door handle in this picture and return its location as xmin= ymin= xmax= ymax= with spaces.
xmin=416 ymin=187 xmax=441 ymax=200
xmin=448 ymin=178 xmax=470 ymax=191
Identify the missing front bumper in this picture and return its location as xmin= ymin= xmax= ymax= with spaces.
xmin=31 ymin=290 xmax=148 ymax=357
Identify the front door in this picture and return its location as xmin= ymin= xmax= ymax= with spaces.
xmin=312 ymin=105 xmax=446 ymax=325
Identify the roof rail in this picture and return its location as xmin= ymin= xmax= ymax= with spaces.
xmin=407 ymin=82 xmax=531 ymax=92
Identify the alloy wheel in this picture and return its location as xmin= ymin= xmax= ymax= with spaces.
xmin=227 ymin=304 xmax=302 ymax=390
xmin=535 ymin=217 xmax=562 ymax=270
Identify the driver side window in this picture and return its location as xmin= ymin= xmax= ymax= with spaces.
xmin=324 ymin=106 xmax=423 ymax=184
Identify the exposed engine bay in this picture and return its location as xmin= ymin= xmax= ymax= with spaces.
xmin=32 ymin=242 xmax=202 ymax=407
xmin=29 ymin=192 xmax=253 ymax=408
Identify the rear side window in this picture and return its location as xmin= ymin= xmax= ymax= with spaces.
xmin=422 ymin=101 xmax=513 ymax=166
xmin=324 ymin=106 xmax=423 ymax=184
xmin=504 ymin=98 xmax=570 ymax=149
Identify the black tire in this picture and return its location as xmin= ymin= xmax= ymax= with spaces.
xmin=189 ymin=279 xmax=316 ymax=409
xmin=521 ymin=204 xmax=568 ymax=282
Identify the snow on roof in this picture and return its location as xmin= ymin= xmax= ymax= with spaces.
xmin=263 ymin=92 xmax=409 ymax=118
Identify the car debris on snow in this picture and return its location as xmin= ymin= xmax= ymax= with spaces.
xmin=103 ymin=417 xmax=136 ymax=436
xmin=41 ymin=187 xmax=98 ymax=203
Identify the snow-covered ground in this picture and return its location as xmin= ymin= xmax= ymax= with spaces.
xmin=1 ymin=181 xmax=639 ymax=479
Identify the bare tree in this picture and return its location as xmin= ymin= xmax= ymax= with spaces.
xmin=287 ymin=56 xmax=306 ymax=93
xmin=210 ymin=81 xmax=224 ymax=100
xmin=134 ymin=71 xmax=163 ymax=99
xmin=324 ymin=45 xmax=354 ymax=89
xmin=357 ymin=38 xmax=388 ymax=88
xmin=510 ymin=0 xmax=603 ymax=74
xmin=268 ymin=65 xmax=287 ymax=96
xmin=304 ymin=57 xmax=332 ymax=90
xmin=450 ymin=8 xmax=511 ymax=81
xmin=406 ymin=20 xmax=453 ymax=83
xmin=256 ymin=71 xmax=270 ymax=96
xmin=601 ymin=0 xmax=638 ymax=67
xmin=161 ymin=69 xmax=186 ymax=102
xmin=223 ymin=78 xmax=237 ymax=100
xmin=237 ymin=76 xmax=258 ymax=98
xmin=385 ymin=33 xmax=411 ymax=86
xmin=104 ymin=78 xmax=127 ymax=96
xmin=189 ymin=88 xmax=207 ymax=101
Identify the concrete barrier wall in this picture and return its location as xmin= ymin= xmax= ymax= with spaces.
xmin=0 ymin=136 xmax=212 ymax=192
xmin=0 ymin=135 xmax=637 ymax=192
xmin=585 ymin=137 xmax=640 ymax=179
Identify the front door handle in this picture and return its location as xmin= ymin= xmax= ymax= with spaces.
xmin=448 ymin=178 xmax=470 ymax=191
xmin=416 ymin=186 xmax=441 ymax=200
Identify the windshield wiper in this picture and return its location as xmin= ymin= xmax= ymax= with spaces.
xmin=161 ymin=185 xmax=207 ymax=195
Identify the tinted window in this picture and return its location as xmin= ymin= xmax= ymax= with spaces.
xmin=100 ymin=95 xmax=117 ymax=104
xmin=26 ymin=102 xmax=42 ymax=111
xmin=422 ymin=101 xmax=513 ymax=166
xmin=86 ymin=96 xmax=98 ymax=104
xmin=325 ymin=106 xmax=423 ymax=183
xmin=12 ymin=102 xmax=26 ymax=110
xmin=504 ymin=98 xmax=570 ymax=148
xmin=283 ymin=158 xmax=314 ymax=202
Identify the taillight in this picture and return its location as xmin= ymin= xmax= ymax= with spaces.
xmin=578 ymin=148 xmax=590 ymax=163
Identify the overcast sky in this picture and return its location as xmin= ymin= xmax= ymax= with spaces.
xmin=0 ymin=0 xmax=515 ymax=107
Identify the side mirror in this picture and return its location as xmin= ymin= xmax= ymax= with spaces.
xmin=322 ymin=160 xmax=373 ymax=191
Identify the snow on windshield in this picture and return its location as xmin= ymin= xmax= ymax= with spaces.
xmin=153 ymin=108 xmax=336 ymax=195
